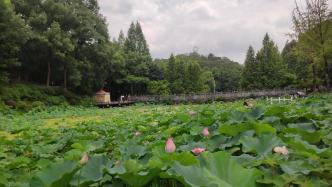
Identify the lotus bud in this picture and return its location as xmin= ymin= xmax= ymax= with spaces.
xmin=79 ymin=153 xmax=89 ymax=165
xmin=165 ymin=137 xmax=176 ymax=153
xmin=115 ymin=160 xmax=120 ymax=165
xmin=273 ymin=146 xmax=289 ymax=156
xmin=134 ymin=131 xmax=141 ymax=137
xmin=202 ymin=127 xmax=210 ymax=137
xmin=191 ymin=148 xmax=206 ymax=156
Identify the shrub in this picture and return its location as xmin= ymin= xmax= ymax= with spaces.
xmin=46 ymin=96 xmax=67 ymax=105
xmin=16 ymin=101 xmax=31 ymax=112
xmin=77 ymin=97 xmax=94 ymax=107
xmin=148 ymin=80 xmax=170 ymax=95
xmin=31 ymin=101 xmax=45 ymax=108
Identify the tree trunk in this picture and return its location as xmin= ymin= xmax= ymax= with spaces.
xmin=17 ymin=71 xmax=21 ymax=82
xmin=46 ymin=61 xmax=51 ymax=87
xmin=312 ymin=64 xmax=317 ymax=91
xmin=323 ymin=55 xmax=330 ymax=90
xmin=64 ymin=67 xmax=67 ymax=90
xmin=131 ymin=84 xmax=134 ymax=95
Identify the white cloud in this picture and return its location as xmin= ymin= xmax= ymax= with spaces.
xmin=98 ymin=0 xmax=332 ymax=63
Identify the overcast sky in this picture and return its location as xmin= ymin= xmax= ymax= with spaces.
xmin=98 ymin=0 xmax=332 ymax=63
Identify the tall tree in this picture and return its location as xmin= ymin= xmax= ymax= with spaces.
xmin=135 ymin=21 xmax=151 ymax=60
xmin=124 ymin=22 xmax=136 ymax=54
xmin=282 ymin=40 xmax=311 ymax=88
xmin=118 ymin=30 xmax=125 ymax=48
xmin=292 ymin=0 xmax=332 ymax=89
xmin=241 ymin=46 xmax=257 ymax=89
xmin=0 ymin=0 xmax=29 ymax=82
xmin=44 ymin=22 xmax=74 ymax=87
xmin=123 ymin=21 xmax=152 ymax=95
xmin=256 ymin=33 xmax=292 ymax=88
xmin=166 ymin=54 xmax=176 ymax=83
xmin=187 ymin=61 xmax=204 ymax=92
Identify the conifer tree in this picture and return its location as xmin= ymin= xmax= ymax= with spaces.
xmin=118 ymin=30 xmax=125 ymax=48
xmin=166 ymin=54 xmax=176 ymax=83
xmin=124 ymin=22 xmax=136 ymax=54
xmin=256 ymin=33 xmax=288 ymax=88
xmin=241 ymin=46 xmax=257 ymax=89
xmin=135 ymin=22 xmax=151 ymax=60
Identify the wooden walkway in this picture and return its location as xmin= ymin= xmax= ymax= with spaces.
xmin=96 ymin=101 xmax=135 ymax=107
xmin=130 ymin=89 xmax=303 ymax=104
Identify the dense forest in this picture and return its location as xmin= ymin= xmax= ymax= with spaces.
xmin=0 ymin=0 xmax=331 ymax=100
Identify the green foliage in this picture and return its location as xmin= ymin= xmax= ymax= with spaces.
xmin=30 ymin=160 xmax=78 ymax=187
xmin=148 ymin=80 xmax=170 ymax=95
xmin=165 ymin=54 xmax=212 ymax=94
xmin=0 ymin=84 xmax=85 ymax=111
xmin=239 ymin=133 xmax=282 ymax=156
xmin=7 ymin=0 xmax=112 ymax=92
xmin=165 ymin=152 xmax=262 ymax=187
xmin=0 ymin=0 xmax=30 ymax=82
xmin=16 ymin=100 xmax=30 ymax=112
xmin=241 ymin=46 xmax=258 ymax=89
xmin=1 ymin=94 xmax=332 ymax=186
xmin=172 ymin=53 xmax=243 ymax=92
xmin=292 ymin=0 xmax=332 ymax=89
xmin=282 ymin=40 xmax=312 ymax=88
xmin=242 ymin=34 xmax=295 ymax=89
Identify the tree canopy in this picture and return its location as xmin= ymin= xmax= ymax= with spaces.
xmin=0 ymin=0 xmax=331 ymax=99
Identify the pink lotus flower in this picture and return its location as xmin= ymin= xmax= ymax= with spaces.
xmin=165 ymin=137 xmax=176 ymax=153
xmin=79 ymin=153 xmax=89 ymax=165
xmin=134 ymin=131 xmax=141 ymax=137
xmin=191 ymin=148 xmax=206 ymax=156
xmin=273 ymin=146 xmax=289 ymax=156
xmin=202 ymin=127 xmax=209 ymax=137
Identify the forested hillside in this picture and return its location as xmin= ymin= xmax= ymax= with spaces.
xmin=0 ymin=0 xmax=331 ymax=103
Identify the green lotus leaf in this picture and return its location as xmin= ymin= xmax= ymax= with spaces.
xmin=159 ymin=151 xmax=199 ymax=166
xmin=30 ymin=160 xmax=78 ymax=187
xmin=239 ymin=133 xmax=283 ymax=156
xmin=246 ymin=106 xmax=265 ymax=120
xmin=219 ymin=123 xmax=253 ymax=136
xmin=228 ymin=111 xmax=246 ymax=123
xmin=116 ymin=159 xmax=160 ymax=187
xmin=286 ymin=137 xmax=331 ymax=158
xmin=232 ymin=154 xmax=261 ymax=167
xmin=167 ymin=151 xmax=262 ymax=187
xmin=0 ymin=171 xmax=9 ymax=187
xmin=254 ymin=123 xmax=276 ymax=135
xmin=119 ymin=140 xmax=147 ymax=158
xmin=70 ymin=155 xmax=110 ymax=186
xmin=283 ymin=128 xmax=323 ymax=143
xmin=174 ymin=113 xmax=190 ymax=123
xmin=257 ymin=172 xmax=297 ymax=186
xmin=206 ymin=135 xmax=228 ymax=151
xmin=287 ymin=123 xmax=317 ymax=132
xmin=198 ymin=117 xmax=215 ymax=126
xmin=265 ymin=105 xmax=288 ymax=118
xmin=280 ymin=160 xmax=312 ymax=175
xmin=189 ymin=123 xmax=203 ymax=135
xmin=71 ymin=140 xmax=105 ymax=152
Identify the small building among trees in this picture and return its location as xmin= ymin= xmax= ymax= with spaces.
xmin=93 ymin=89 xmax=111 ymax=106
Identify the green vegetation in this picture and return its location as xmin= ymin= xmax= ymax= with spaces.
xmin=0 ymin=84 xmax=90 ymax=113
xmin=1 ymin=0 xmax=331 ymax=101
xmin=0 ymin=94 xmax=332 ymax=186
xmin=1 ymin=1 xmax=332 ymax=186
xmin=241 ymin=35 xmax=295 ymax=89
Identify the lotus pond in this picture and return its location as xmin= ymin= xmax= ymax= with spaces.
xmin=0 ymin=94 xmax=332 ymax=187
